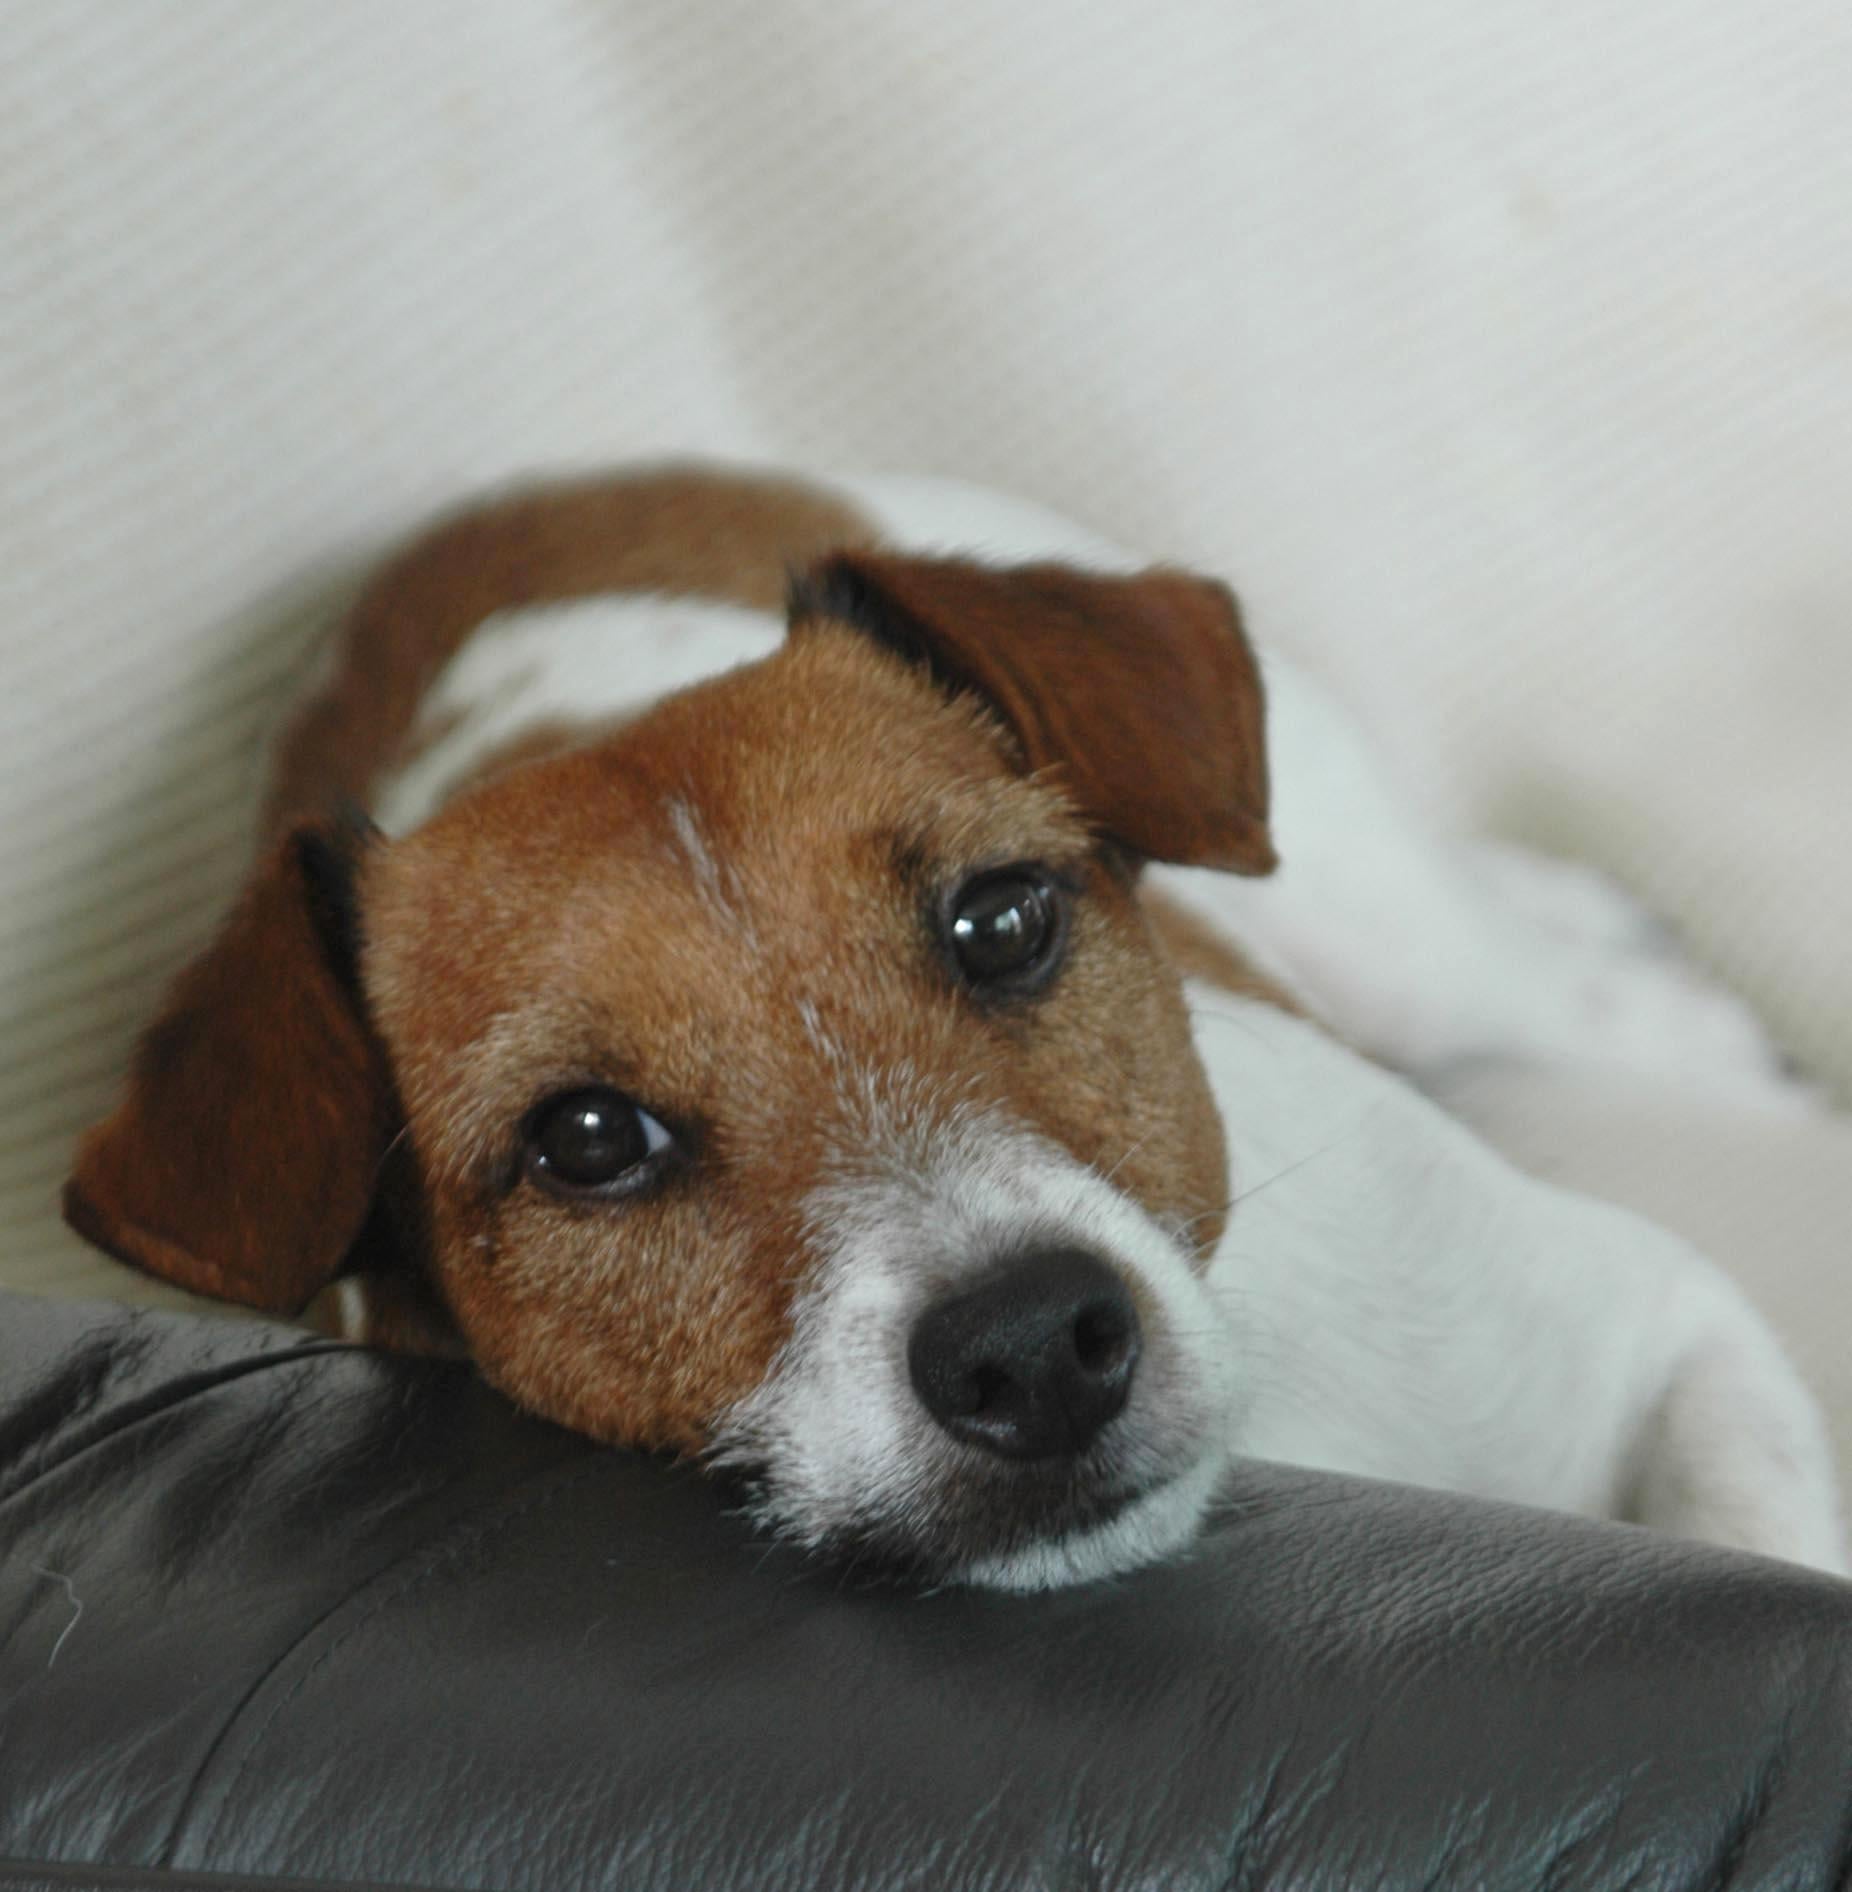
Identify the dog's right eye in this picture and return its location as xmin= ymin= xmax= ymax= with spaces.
xmin=524 ymin=1086 xmax=673 ymax=1196
xmin=943 ymin=866 xmax=1070 ymax=996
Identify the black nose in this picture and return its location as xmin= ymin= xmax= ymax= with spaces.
xmin=907 ymin=1250 xmax=1142 ymax=1460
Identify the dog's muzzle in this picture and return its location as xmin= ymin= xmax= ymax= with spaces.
xmin=906 ymin=1248 xmax=1141 ymax=1460
xmin=711 ymin=1117 xmax=1234 ymax=1588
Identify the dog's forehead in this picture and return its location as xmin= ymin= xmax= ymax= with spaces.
xmin=362 ymin=634 xmax=1090 ymax=1040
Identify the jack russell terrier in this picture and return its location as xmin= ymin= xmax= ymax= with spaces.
xmin=64 ymin=464 xmax=1844 ymax=1589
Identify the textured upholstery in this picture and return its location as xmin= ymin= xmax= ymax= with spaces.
xmin=4 ymin=1290 xmax=1851 ymax=1891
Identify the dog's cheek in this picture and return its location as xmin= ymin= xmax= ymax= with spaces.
xmin=426 ymin=1190 xmax=811 ymax=1455
xmin=1009 ymin=907 xmax=1230 ymax=1262
xmin=1127 ymin=978 xmax=1231 ymax=1259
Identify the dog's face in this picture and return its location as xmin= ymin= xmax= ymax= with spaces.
xmin=66 ymin=553 xmax=1277 ymax=1587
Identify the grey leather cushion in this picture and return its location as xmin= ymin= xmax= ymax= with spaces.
xmin=4 ymin=1290 xmax=1850 ymax=1891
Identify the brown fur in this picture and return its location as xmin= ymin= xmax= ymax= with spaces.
xmin=63 ymin=826 xmax=398 ymax=1308
xmin=263 ymin=467 xmax=878 ymax=836
xmin=358 ymin=631 xmax=1234 ymax=1448
xmin=794 ymin=553 xmax=1275 ymax=874
xmin=68 ymin=474 xmax=1278 ymax=1461
xmin=441 ymin=715 xmax=638 ymax=802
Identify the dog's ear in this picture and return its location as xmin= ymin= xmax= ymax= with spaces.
xmin=63 ymin=816 xmax=398 ymax=1314
xmin=790 ymin=553 xmax=1275 ymax=873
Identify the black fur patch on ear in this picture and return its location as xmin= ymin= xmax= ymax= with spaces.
xmin=293 ymin=802 xmax=382 ymax=1008
xmin=787 ymin=557 xmax=937 ymax=672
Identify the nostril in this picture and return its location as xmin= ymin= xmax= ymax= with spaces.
xmin=956 ymin=1361 xmax=1011 ymax=1418
xmin=1072 ymin=1300 xmax=1133 ymax=1377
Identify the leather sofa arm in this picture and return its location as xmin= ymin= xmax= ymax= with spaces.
xmin=4 ymin=1290 xmax=1849 ymax=1890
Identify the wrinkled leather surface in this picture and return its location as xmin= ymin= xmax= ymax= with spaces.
xmin=4 ymin=1291 xmax=1850 ymax=1892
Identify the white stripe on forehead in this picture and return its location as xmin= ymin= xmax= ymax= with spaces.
xmin=665 ymin=795 xmax=723 ymax=893
xmin=374 ymin=593 xmax=782 ymax=835
xmin=664 ymin=792 xmax=763 ymax=945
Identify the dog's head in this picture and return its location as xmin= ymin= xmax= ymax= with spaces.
xmin=66 ymin=553 xmax=1275 ymax=1587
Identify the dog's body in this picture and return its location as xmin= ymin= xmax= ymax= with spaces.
xmin=66 ymin=465 xmax=1844 ymax=1586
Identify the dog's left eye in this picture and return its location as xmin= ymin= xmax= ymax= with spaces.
xmin=947 ymin=868 xmax=1067 ymax=991
xmin=525 ymin=1087 xmax=673 ymax=1195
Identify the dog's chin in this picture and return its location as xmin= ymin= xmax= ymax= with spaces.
xmin=720 ymin=1440 xmax=1228 ymax=1593
xmin=951 ymin=1446 xmax=1228 ymax=1591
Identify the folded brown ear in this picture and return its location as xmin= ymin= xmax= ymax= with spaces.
xmin=63 ymin=820 xmax=397 ymax=1314
xmin=791 ymin=552 xmax=1276 ymax=873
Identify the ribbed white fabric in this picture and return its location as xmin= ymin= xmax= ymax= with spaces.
xmin=2 ymin=3 xmax=1848 ymax=1424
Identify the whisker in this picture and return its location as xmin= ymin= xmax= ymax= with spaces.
xmin=1185 ymin=1004 xmax=1272 ymax=1047
xmin=1228 ymin=1136 xmax=1350 ymax=1210
xmin=1170 ymin=1203 xmax=1234 ymax=1234
xmin=1166 ymin=1133 xmax=1351 ymax=1238
xmin=367 ymin=1122 xmax=413 ymax=1190
xmin=1097 ymin=1128 xmax=1163 ymax=1190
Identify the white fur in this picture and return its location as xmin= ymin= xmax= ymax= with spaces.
xmin=372 ymin=469 xmax=1844 ymax=1583
xmin=374 ymin=594 xmax=779 ymax=834
xmin=1187 ymin=985 xmax=1840 ymax=1568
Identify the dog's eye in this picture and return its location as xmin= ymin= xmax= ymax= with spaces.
xmin=948 ymin=869 xmax=1066 ymax=991
xmin=525 ymin=1087 xmax=673 ymax=1195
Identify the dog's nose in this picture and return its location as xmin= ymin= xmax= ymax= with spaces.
xmin=907 ymin=1250 xmax=1141 ymax=1459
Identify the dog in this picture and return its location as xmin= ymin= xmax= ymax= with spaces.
xmin=63 ymin=463 xmax=1845 ymax=1588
